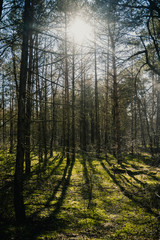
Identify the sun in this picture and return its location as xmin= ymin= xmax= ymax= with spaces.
xmin=69 ymin=16 xmax=93 ymax=44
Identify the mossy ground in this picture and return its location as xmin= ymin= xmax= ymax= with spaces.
xmin=0 ymin=150 xmax=160 ymax=239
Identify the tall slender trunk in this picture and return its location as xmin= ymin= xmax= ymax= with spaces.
xmin=151 ymin=71 xmax=156 ymax=150
xmin=64 ymin=13 xmax=70 ymax=163
xmin=80 ymin=48 xmax=86 ymax=152
xmin=72 ymin=41 xmax=75 ymax=161
xmin=62 ymin=89 xmax=66 ymax=156
xmin=25 ymin=31 xmax=33 ymax=174
xmin=50 ymin=55 xmax=57 ymax=157
xmin=35 ymin=34 xmax=43 ymax=163
xmin=134 ymin=75 xmax=138 ymax=152
xmin=43 ymin=61 xmax=48 ymax=165
xmin=131 ymin=93 xmax=134 ymax=155
xmin=105 ymin=37 xmax=109 ymax=159
xmin=109 ymin=25 xmax=121 ymax=164
xmin=14 ymin=0 xmax=30 ymax=224
xmin=94 ymin=31 xmax=100 ymax=157
xmin=131 ymin=61 xmax=135 ymax=155
xmin=143 ymin=99 xmax=153 ymax=154
xmin=156 ymin=87 xmax=160 ymax=153
xmin=2 ymin=75 xmax=5 ymax=148
xmin=137 ymin=98 xmax=146 ymax=149
xmin=9 ymin=86 xmax=14 ymax=153
xmin=0 ymin=0 xmax=3 ymax=20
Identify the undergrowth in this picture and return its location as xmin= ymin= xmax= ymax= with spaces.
xmin=0 ymin=150 xmax=160 ymax=239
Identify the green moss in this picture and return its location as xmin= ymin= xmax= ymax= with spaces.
xmin=1 ymin=152 xmax=160 ymax=240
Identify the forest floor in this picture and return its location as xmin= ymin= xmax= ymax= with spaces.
xmin=0 ymin=150 xmax=160 ymax=239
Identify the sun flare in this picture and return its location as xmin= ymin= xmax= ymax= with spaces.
xmin=69 ymin=16 xmax=92 ymax=44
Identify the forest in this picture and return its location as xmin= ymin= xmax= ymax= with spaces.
xmin=0 ymin=0 xmax=160 ymax=239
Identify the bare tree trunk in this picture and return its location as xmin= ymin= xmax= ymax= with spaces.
xmin=105 ymin=37 xmax=109 ymax=159
xmin=9 ymin=85 xmax=14 ymax=153
xmin=91 ymin=110 xmax=95 ymax=145
xmin=35 ymin=34 xmax=43 ymax=163
xmin=131 ymin=61 xmax=135 ymax=155
xmin=134 ymin=74 xmax=138 ymax=153
xmin=94 ymin=33 xmax=100 ymax=157
xmin=80 ymin=48 xmax=86 ymax=152
xmin=2 ymin=75 xmax=5 ymax=149
xmin=14 ymin=0 xmax=30 ymax=224
xmin=71 ymin=41 xmax=75 ymax=161
xmin=11 ymin=46 xmax=18 ymax=98
xmin=143 ymin=99 xmax=154 ymax=155
xmin=137 ymin=98 xmax=146 ymax=149
xmin=25 ymin=30 xmax=33 ymax=174
xmin=43 ymin=61 xmax=48 ymax=166
xmin=151 ymin=71 xmax=156 ymax=151
xmin=62 ymin=89 xmax=66 ymax=156
xmin=156 ymin=87 xmax=160 ymax=153
xmin=64 ymin=12 xmax=70 ymax=164
xmin=109 ymin=25 xmax=121 ymax=164
xmin=50 ymin=54 xmax=57 ymax=158
xmin=0 ymin=0 xmax=3 ymax=20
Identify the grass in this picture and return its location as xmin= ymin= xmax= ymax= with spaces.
xmin=0 ymin=150 xmax=160 ymax=239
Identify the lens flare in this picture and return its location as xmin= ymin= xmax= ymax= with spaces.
xmin=69 ymin=16 xmax=92 ymax=44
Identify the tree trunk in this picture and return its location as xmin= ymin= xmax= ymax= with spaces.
xmin=14 ymin=0 xmax=30 ymax=224
xmin=80 ymin=48 xmax=86 ymax=152
xmin=2 ymin=75 xmax=5 ymax=148
xmin=43 ymin=59 xmax=48 ymax=166
xmin=0 ymin=0 xmax=3 ymax=20
xmin=64 ymin=12 xmax=70 ymax=164
xmin=9 ymin=86 xmax=14 ymax=154
xmin=94 ymin=33 xmax=100 ymax=157
xmin=50 ymin=54 xmax=57 ymax=157
xmin=25 ymin=31 xmax=33 ymax=174
xmin=109 ymin=25 xmax=121 ymax=164
xmin=105 ymin=37 xmax=109 ymax=159
xmin=71 ymin=41 xmax=75 ymax=161
xmin=156 ymin=88 xmax=160 ymax=153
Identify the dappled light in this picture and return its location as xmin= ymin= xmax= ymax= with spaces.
xmin=0 ymin=0 xmax=160 ymax=239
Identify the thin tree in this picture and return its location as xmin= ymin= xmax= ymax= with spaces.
xmin=94 ymin=21 xmax=100 ymax=157
xmin=71 ymin=40 xmax=75 ymax=161
xmin=108 ymin=23 xmax=122 ymax=164
xmin=14 ymin=0 xmax=30 ymax=223
xmin=25 ymin=3 xmax=34 ymax=174
xmin=105 ymin=37 xmax=110 ymax=159
xmin=0 ymin=0 xmax=3 ymax=19
xmin=64 ymin=12 xmax=70 ymax=164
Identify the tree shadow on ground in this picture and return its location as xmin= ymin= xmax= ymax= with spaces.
xmin=24 ymin=154 xmax=64 ymax=199
xmin=99 ymin=158 xmax=160 ymax=239
xmin=23 ymin=157 xmax=75 ymax=240
xmin=81 ymin=154 xmax=93 ymax=209
xmin=0 ymin=154 xmax=75 ymax=240
xmin=126 ymin=153 xmax=160 ymax=167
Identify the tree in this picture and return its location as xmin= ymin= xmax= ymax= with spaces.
xmin=14 ymin=0 xmax=30 ymax=223
xmin=0 ymin=0 xmax=3 ymax=19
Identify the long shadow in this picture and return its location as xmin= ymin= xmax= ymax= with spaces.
xmin=24 ymin=154 xmax=64 ymax=200
xmin=0 ymin=153 xmax=75 ymax=240
xmin=126 ymin=153 xmax=160 ymax=168
xmin=4 ymin=157 xmax=75 ymax=240
xmin=45 ymin=158 xmax=70 ymax=207
xmin=30 ymin=157 xmax=70 ymax=219
xmin=25 ymin=158 xmax=75 ymax=240
xmin=30 ymin=153 xmax=63 ymax=181
xmin=87 ymin=155 xmax=110 ymax=194
xmin=40 ymin=154 xmax=64 ymax=184
xmin=81 ymin=154 xmax=93 ymax=209
xmin=100 ymin=158 xmax=160 ymax=220
xmin=51 ymin=157 xmax=75 ymax=215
